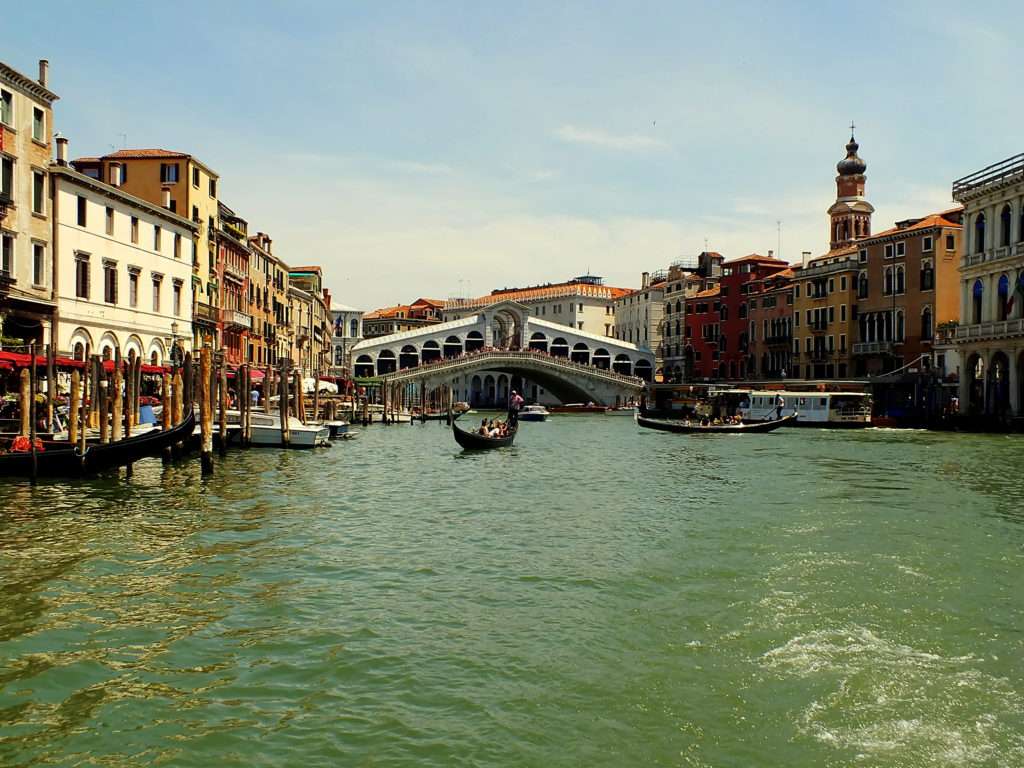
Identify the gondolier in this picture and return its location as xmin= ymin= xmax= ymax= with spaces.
xmin=508 ymin=390 xmax=524 ymax=426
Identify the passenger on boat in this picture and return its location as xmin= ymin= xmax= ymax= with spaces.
xmin=478 ymin=418 xmax=489 ymax=436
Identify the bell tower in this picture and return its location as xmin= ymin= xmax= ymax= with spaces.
xmin=827 ymin=125 xmax=874 ymax=250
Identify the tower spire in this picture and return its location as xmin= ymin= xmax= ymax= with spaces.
xmin=827 ymin=130 xmax=873 ymax=250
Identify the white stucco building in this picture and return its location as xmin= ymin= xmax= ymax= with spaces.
xmin=51 ymin=158 xmax=197 ymax=364
xmin=330 ymin=301 xmax=363 ymax=374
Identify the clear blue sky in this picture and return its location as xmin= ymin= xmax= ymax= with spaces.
xmin=6 ymin=1 xmax=1021 ymax=309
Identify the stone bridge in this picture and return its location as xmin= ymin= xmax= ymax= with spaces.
xmin=351 ymin=299 xmax=653 ymax=405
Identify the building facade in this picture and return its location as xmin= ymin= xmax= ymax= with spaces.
xmin=613 ymin=271 xmax=665 ymax=375
xmin=792 ymin=249 xmax=858 ymax=379
xmin=852 ymin=211 xmax=962 ymax=377
xmin=949 ymin=154 xmax=1024 ymax=417
xmin=659 ymin=254 xmax=722 ymax=381
xmin=215 ymin=202 xmax=251 ymax=366
xmin=747 ymin=267 xmax=795 ymax=379
xmin=288 ymin=266 xmax=331 ymax=376
xmin=0 ymin=58 xmax=58 ymax=348
xmin=71 ymin=148 xmax=221 ymax=348
xmin=364 ymin=298 xmax=444 ymax=339
xmin=50 ymin=162 xmax=195 ymax=364
xmin=329 ymin=302 xmax=363 ymax=375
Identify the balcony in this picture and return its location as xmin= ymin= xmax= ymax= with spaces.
xmin=952 ymin=318 xmax=1024 ymax=344
xmin=960 ymin=243 xmax=1024 ymax=269
xmin=195 ymin=301 xmax=218 ymax=325
xmin=764 ymin=333 xmax=792 ymax=345
xmin=809 ymin=349 xmax=833 ymax=363
xmin=853 ymin=341 xmax=893 ymax=356
xmin=807 ymin=321 xmax=829 ymax=332
xmin=222 ymin=308 xmax=252 ymax=330
xmin=0 ymin=189 xmax=10 ymax=217
xmin=223 ymin=263 xmax=246 ymax=283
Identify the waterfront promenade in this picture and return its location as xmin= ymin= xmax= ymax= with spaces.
xmin=1 ymin=417 xmax=1021 ymax=766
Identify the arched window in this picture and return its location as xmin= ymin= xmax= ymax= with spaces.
xmin=896 ymin=310 xmax=905 ymax=342
xmin=675 ymin=300 xmax=681 ymax=313
xmin=921 ymin=306 xmax=933 ymax=341
xmin=975 ymin=212 xmax=986 ymax=254
xmin=884 ymin=266 xmax=893 ymax=296
xmin=665 ymin=302 xmax=672 ymax=315
xmin=858 ymin=271 xmax=868 ymax=298
xmin=998 ymin=274 xmax=1010 ymax=320
xmin=73 ymin=342 xmax=85 ymax=361
xmin=1001 ymin=204 xmax=1012 ymax=247
xmin=973 ymin=279 xmax=984 ymax=324
xmin=920 ymin=259 xmax=934 ymax=291
xmin=150 ymin=351 xmax=159 ymax=366
xmin=896 ymin=265 xmax=905 ymax=295
xmin=350 ymin=318 xmax=358 ymax=337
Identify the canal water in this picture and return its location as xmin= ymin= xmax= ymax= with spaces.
xmin=0 ymin=417 xmax=1022 ymax=767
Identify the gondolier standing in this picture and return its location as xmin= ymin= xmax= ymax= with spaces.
xmin=775 ymin=393 xmax=785 ymax=420
xmin=509 ymin=390 xmax=525 ymax=426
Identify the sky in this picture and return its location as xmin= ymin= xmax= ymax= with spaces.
xmin=6 ymin=1 xmax=1023 ymax=309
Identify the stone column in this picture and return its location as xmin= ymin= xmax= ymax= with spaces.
xmin=1008 ymin=346 xmax=1021 ymax=416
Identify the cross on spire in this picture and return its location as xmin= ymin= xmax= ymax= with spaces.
xmin=849 ymin=120 xmax=856 ymax=138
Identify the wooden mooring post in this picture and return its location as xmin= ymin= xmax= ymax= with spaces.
xmin=28 ymin=343 xmax=38 ymax=481
xmin=218 ymin=354 xmax=228 ymax=456
xmin=161 ymin=372 xmax=172 ymax=464
xmin=69 ymin=369 xmax=81 ymax=448
xmin=171 ymin=366 xmax=184 ymax=458
xmin=279 ymin=360 xmax=291 ymax=447
xmin=200 ymin=347 xmax=214 ymax=475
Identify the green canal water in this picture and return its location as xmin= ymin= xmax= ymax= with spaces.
xmin=0 ymin=416 xmax=1022 ymax=767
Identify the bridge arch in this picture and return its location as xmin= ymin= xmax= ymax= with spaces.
xmin=443 ymin=335 xmax=463 ymax=358
xmin=634 ymin=359 xmax=652 ymax=382
xmin=528 ymin=332 xmax=548 ymax=353
xmin=355 ymin=354 xmax=374 ymax=377
xmin=377 ymin=349 xmax=396 ymax=374
xmin=550 ymin=337 xmax=569 ymax=358
xmin=592 ymin=348 xmax=610 ymax=369
xmin=571 ymin=342 xmax=590 ymax=365
xmin=421 ymin=339 xmax=441 ymax=363
xmin=399 ymin=344 xmax=419 ymax=370
xmin=465 ymin=331 xmax=484 ymax=352
xmin=612 ymin=353 xmax=632 ymax=376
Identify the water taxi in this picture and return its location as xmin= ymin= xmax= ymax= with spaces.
xmin=518 ymin=405 xmax=550 ymax=422
xmin=732 ymin=390 xmax=871 ymax=428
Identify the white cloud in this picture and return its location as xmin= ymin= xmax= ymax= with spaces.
xmin=554 ymin=124 xmax=668 ymax=152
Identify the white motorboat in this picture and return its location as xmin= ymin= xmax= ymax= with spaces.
xmin=517 ymin=404 xmax=550 ymax=422
xmin=246 ymin=413 xmax=330 ymax=447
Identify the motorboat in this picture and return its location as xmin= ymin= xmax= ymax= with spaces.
xmin=517 ymin=405 xmax=550 ymax=422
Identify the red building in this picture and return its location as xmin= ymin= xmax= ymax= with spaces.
xmin=215 ymin=203 xmax=251 ymax=366
xmin=683 ymin=254 xmax=789 ymax=380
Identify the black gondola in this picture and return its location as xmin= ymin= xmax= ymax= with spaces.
xmin=452 ymin=414 xmax=517 ymax=450
xmin=635 ymin=411 xmax=797 ymax=434
xmin=0 ymin=409 xmax=196 ymax=478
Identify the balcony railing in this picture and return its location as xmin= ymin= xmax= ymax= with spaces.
xmin=952 ymin=318 xmax=1024 ymax=343
xmin=952 ymin=152 xmax=1024 ymax=199
xmin=960 ymin=244 xmax=1024 ymax=269
xmin=195 ymin=301 xmax=218 ymax=324
xmin=764 ymin=333 xmax=792 ymax=345
xmin=221 ymin=308 xmax=252 ymax=330
xmin=809 ymin=350 xmax=832 ymax=363
xmin=852 ymin=341 xmax=893 ymax=355
xmin=807 ymin=321 xmax=829 ymax=332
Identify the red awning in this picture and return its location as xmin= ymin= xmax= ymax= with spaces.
xmin=0 ymin=351 xmax=170 ymax=374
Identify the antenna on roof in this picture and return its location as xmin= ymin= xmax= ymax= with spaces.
xmin=777 ymin=220 xmax=782 ymax=260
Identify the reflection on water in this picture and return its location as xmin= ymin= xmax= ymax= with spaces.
xmin=1 ymin=421 xmax=1023 ymax=767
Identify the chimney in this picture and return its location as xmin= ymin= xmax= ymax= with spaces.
xmin=55 ymin=135 xmax=68 ymax=166
xmin=162 ymin=188 xmax=171 ymax=209
xmin=767 ymin=249 xmax=773 ymax=259
xmin=641 ymin=271 xmax=650 ymax=289
xmin=801 ymin=250 xmax=812 ymax=268
xmin=38 ymin=59 xmax=49 ymax=88
xmin=110 ymin=164 xmax=122 ymax=187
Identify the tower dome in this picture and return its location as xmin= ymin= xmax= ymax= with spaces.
xmin=837 ymin=134 xmax=866 ymax=176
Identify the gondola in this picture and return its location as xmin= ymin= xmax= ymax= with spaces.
xmin=0 ymin=409 xmax=196 ymax=478
xmin=452 ymin=414 xmax=517 ymax=450
xmin=634 ymin=411 xmax=798 ymax=434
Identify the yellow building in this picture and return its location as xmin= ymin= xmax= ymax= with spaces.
xmin=0 ymin=58 xmax=58 ymax=346
xmin=71 ymin=149 xmax=220 ymax=347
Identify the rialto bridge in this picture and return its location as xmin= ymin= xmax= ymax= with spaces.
xmin=350 ymin=300 xmax=653 ymax=406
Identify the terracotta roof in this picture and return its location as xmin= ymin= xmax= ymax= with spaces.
xmin=364 ymin=305 xmax=408 ymax=320
xmin=290 ymin=265 xmax=322 ymax=273
xmin=102 ymin=148 xmax=190 ymax=159
xmin=694 ymin=287 xmax=721 ymax=299
xmin=74 ymin=156 xmax=100 ymax=163
xmin=722 ymin=253 xmax=785 ymax=265
xmin=865 ymin=212 xmax=962 ymax=241
xmin=445 ymin=280 xmax=630 ymax=308
xmin=807 ymin=244 xmax=857 ymax=266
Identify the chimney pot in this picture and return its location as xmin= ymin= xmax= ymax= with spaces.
xmin=55 ymin=135 xmax=68 ymax=166
xmin=801 ymin=250 xmax=812 ymax=268
xmin=38 ymin=59 xmax=49 ymax=88
xmin=768 ymin=250 xmax=773 ymax=259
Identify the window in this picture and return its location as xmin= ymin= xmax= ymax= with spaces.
xmin=896 ymin=265 xmax=905 ymax=295
xmin=75 ymin=253 xmax=90 ymax=299
xmin=884 ymin=243 xmax=894 ymax=259
xmin=103 ymin=261 xmax=117 ymax=303
xmin=152 ymin=276 xmax=162 ymax=312
xmin=859 ymin=248 xmax=867 ymax=263
xmin=154 ymin=225 xmax=161 ymax=251
xmin=33 ymin=172 xmax=45 ymax=214
xmin=840 ymin=275 xmax=847 ymax=291
xmin=922 ymin=236 xmax=933 ymax=252
xmin=192 ymin=167 xmax=200 ymax=187
xmin=77 ymin=195 xmax=87 ymax=226
xmin=209 ymin=178 xmax=217 ymax=197
xmin=884 ymin=266 xmax=893 ymax=295
xmin=129 ymin=270 xmax=139 ymax=307
xmin=828 ymin=306 xmax=835 ymax=323
xmin=840 ymin=304 xmax=847 ymax=322
xmin=32 ymin=107 xmax=44 ymax=141
xmin=160 ymin=163 xmax=180 ymax=183
xmin=0 ymin=89 xmax=11 ymax=126
xmin=578 ymin=302 xmax=584 ymax=312
xmin=32 ymin=243 xmax=45 ymax=286
xmin=921 ymin=307 xmax=933 ymax=340
xmin=795 ymin=284 xmax=800 ymax=299
xmin=105 ymin=206 xmax=114 ymax=235
xmin=946 ymin=234 xmax=955 ymax=251
xmin=920 ymin=260 xmax=934 ymax=291
xmin=858 ymin=271 xmax=868 ymax=299
xmin=1 ymin=231 xmax=12 ymax=275
xmin=828 ymin=278 xmax=835 ymax=294
xmin=896 ymin=241 xmax=905 ymax=257
xmin=840 ymin=334 xmax=847 ymax=352
xmin=173 ymin=233 xmax=183 ymax=259
xmin=1 ymin=156 xmax=12 ymax=199
xmin=173 ymin=281 xmax=182 ymax=316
